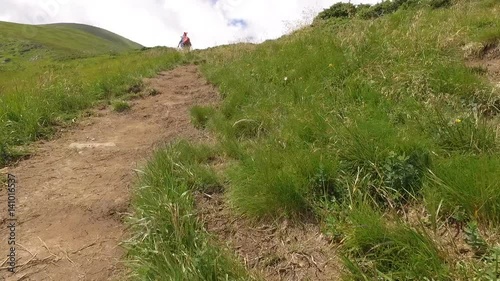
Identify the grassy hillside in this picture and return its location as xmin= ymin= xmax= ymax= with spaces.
xmin=0 ymin=21 xmax=142 ymax=63
xmin=45 ymin=23 xmax=142 ymax=49
xmin=126 ymin=0 xmax=500 ymax=280
xmin=0 ymin=20 xmax=183 ymax=166
xmin=1 ymin=1 xmax=499 ymax=280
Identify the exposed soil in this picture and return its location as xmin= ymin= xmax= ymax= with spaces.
xmin=195 ymin=193 xmax=342 ymax=281
xmin=465 ymin=44 xmax=500 ymax=118
xmin=0 ymin=65 xmax=219 ymax=280
xmin=466 ymin=44 xmax=500 ymax=86
xmin=0 ymin=63 xmax=341 ymax=281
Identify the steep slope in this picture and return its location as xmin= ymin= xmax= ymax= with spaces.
xmin=154 ymin=0 xmax=498 ymax=280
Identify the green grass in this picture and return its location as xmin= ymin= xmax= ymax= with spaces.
xmin=190 ymin=106 xmax=216 ymax=129
xmin=425 ymin=155 xmax=500 ymax=225
xmin=193 ymin=0 xmax=500 ymax=279
xmin=226 ymin=146 xmax=339 ymax=218
xmin=112 ymin=100 xmax=131 ymax=112
xmin=45 ymin=23 xmax=142 ymax=50
xmin=0 ymin=45 xmax=184 ymax=166
xmin=341 ymin=203 xmax=450 ymax=280
xmin=125 ymin=141 xmax=252 ymax=281
xmin=0 ymin=21 xmax=142 ymax=62
xmin=3 ymin=0 xmax=500 ymax=279
xmin=200 ymin=0 xmax=500 ymax=217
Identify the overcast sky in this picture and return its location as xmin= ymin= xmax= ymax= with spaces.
xmin=0 ymin=0 xmax=377 ymax=49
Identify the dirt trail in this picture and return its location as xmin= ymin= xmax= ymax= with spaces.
xmin=0 ymin=65 xmax=219 ymax=281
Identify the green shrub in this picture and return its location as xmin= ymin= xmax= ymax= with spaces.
xmin=357 ymin=0 xmax=402 ymax=19
xmin=427 ymin=0 xmax=452 ymax=9
xmin=317 ymin=3 xmax=357 ymax=20
xmin=357 ymin=0 xmax=423 ymax=19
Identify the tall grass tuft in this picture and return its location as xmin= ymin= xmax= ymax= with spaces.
xmin=424 ymin=113 xmax=498 ymax=154
xmin=125 ymin=142 xmax=251 ymax=280
xmin=342 ymin=203 xmax=450 ymax=280
xmin=424 ymin=155 xmax=500 ymax=225
xmin=227 ymin=146 xmax=340 ymax=218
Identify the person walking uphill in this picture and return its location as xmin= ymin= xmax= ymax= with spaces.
xmin=178 ymin=32 xmax=192 ymax=51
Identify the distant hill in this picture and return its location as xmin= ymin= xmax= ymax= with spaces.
xmin=44 ymin=23 xmax=143 ymax=50
xmin=0 ymin=21 xmax=143 ymax=61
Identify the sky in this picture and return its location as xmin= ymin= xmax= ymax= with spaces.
xmin=0 ymin=0 xmax=377 ymax=49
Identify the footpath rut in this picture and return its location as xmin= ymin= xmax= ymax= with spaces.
xmin=0 ymin=65 xmax=218 ymax=281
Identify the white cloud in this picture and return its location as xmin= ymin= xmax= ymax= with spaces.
xmin=0 ymin=0 xmax=378 ymax=49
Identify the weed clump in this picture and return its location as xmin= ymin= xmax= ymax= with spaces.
xmin=190 ymin=106 xmax=216 ymax=129
xmin=342 ymin=204 xmax=450 ymax=280
xmin=126 ymin=141 xmax=250 ymax=280
xmin=425 ymin=115 xmax=497 ymax=154
xmin=424 ymin=155 xmax=500 ymax=225
xmin=111 ymin=100 xmax=131 ymax=112
xmin=227 ymin=147 xmax=341 ymax=218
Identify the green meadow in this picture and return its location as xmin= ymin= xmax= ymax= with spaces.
xmin=2 ymin=0 xmax=500 ymax=279
xmin=0 ymin=21 xmax=185 ymax=165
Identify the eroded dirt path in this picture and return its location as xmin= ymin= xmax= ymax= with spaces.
xmin=0 ymin=65 xmax=219 ymax=281
xmin=195 ymin=193 xmax=342 ymax=281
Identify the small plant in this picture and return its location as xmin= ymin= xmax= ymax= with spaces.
xmin=380 ymin=150 xmax=430 ymax=203
xmin=465 ymin=221 xmax=489 ymax=258
xmin=127 ymin=81 xmax=143 ymax=94
xmin=190 ymin=106 xmax=215 ymax=129
xmin=463 ymin=222 xmax=500 ymax=280
xmin=146 ymin=87 xmax=160 ymax=96
xmin=111 ymin=100 xmax=130 ymax=112
xmin=480 ymin=246 xmax=500 ymax=280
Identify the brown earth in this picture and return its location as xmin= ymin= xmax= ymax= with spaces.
xmin=465 ymin=44 xmax=500 ymax=117
xmin=466 ymin=44 xmax=500 ymax=86
xmin=195 ymin=192 xmax=342 ymax=281
xmin=0 ymin=65 xmax=219 ymax=281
